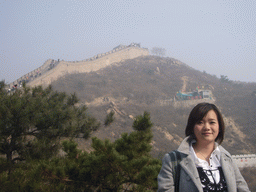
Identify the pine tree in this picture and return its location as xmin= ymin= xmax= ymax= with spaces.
xmin=0 ymin=82 xmax=100 ymax=168
xmin=62 ymin=111 xmax=161 ymax=191
xmin=104 ymin=110 xmax=115 ymax=126
xmin=0 ymin=101 xmax=161 ymax=192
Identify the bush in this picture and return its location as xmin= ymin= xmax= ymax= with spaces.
xmin=104 ymin=110 xmax=115 ymax=126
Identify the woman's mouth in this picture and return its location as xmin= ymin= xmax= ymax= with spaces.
xmin=202 ymin=133 xmax=211 ymax=136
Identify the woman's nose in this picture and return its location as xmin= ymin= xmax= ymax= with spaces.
xmin=203 ymin=123 xmax=210 ymax=130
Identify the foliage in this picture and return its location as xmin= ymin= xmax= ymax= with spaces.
xmin=62 ymin=140 xmax=81 ymax=159
xmin=220 ymin=75 xmax=230 ymax=83
xmin=104 ymin=110 xmax=115 ymax=126
xmin=51 ymin=55 xmax=256 ymax=157
xmin=132 ymin=111 xmax=153 ymax=131
xmin=0 ymin=82 xmax=100 ymax=167
xmin=0 ymin=112 xmax=161 ymax=191
xmin=151 ymin=47 xmax=166 ymax=57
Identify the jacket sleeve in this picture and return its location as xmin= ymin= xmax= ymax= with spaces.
xmin=232 ymin=159 xmax=251 ymax=192
xmin=157 ymin=153 xmax=175 ymax=192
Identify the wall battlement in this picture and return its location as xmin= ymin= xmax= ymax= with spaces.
xmin=232 ymin=154 xmax=256 ymax=168
xmin=9 ymin=43 xmax=149 ymax=88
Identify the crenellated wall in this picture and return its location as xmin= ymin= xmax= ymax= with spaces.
xmin=232 ymin=154 xmax=256 ymax=168
xmin=9 ymin=59 xmax=53 ymax=87
xmin=28 ymin=45 xmax=148 ymax=87
xmin=8 ymin=43 xmax=149 ymax=88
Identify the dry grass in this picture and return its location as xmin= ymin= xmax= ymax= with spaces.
xmin=240 ymin=167 xmax=256 ymax=191
xmin=51 ymin=55 xmax=256 ymax=156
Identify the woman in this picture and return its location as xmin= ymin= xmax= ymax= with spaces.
xmin=157 ymin=102 xmax=250 ymax=192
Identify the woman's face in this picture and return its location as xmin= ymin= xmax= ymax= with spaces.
xmin=193 ymin=110 xmax=219 ymax=145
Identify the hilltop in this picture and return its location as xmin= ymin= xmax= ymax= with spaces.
xmin=8 ymin=43 xmax=148 ymax=89
xmin=51 ymin=55 xmax=256 ymax=157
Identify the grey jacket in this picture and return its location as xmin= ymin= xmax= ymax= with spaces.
xmin=157 ymin=136 xmax=250 ymax=192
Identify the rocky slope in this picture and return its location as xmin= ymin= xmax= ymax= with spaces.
xmin=51 ymin=56 xmax=256 ymax=157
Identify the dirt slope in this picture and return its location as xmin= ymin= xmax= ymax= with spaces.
xmin=52 ymin=56 xmax=256 ymax=157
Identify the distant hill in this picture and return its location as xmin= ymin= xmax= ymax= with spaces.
xmin=51 ymin=55 xmax=256 ymax=157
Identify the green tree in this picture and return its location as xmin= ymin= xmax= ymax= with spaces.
xmin=0 ymin=109 xmax=161 ymax=191
xmin=220 ymin=75 xmax=230 ymax=83
xmin=132 ymin=111 xmax=153 ymax=131
xmin=62 ymin=111 xmax=161 ymax=191
xmin=104 ymin=110 xmax=115 ymax=126
xmin=0 ymin=82 xmax=100 ymax=167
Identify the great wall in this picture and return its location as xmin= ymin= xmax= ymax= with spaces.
xmin=8 ymin=43 xmax=149 ymax=89
xmin=232 ymin=154 xmax=256 ymax=168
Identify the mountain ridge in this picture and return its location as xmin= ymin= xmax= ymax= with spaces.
xmin=8 ymin=43 xmax=148 ymax=89
xmin=51 ymin=55 xmax=256 ymax=157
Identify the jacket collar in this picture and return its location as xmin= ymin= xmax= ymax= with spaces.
xmin=177 ymin=136 xmax=191 ymax=155
xmin=177 ymin=136 xmax=232 ymax=157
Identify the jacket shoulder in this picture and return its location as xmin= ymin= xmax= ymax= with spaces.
xmin=219 ymin=145 xmax=232 ymax=159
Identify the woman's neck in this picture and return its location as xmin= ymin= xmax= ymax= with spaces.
xmin=193 ymin=142 xmax=215 ymax=163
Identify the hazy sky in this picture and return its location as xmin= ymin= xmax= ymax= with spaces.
xmin=1 ymin=0 xmax=255 ymax=83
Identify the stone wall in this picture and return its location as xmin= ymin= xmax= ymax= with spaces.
xmin=157 ymin=98 xmax=215 ymax=108
xmin=9 ymin=44 xmax=149 ymax=88
xmin=232 ymin=154 xmax=256 ymax=168
xmin=27 ymin=46 xmax=148 ymax=87
xmin=173 ymin=98 xmax=215 ymax=108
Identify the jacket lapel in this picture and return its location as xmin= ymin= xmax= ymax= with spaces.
xmin=178 ymin=137 xmax=203 ymax=192
xmin=180 ymin=156 xmax=203 ymax=192
xmin=221 ymin=152 xmax=236 ymax=192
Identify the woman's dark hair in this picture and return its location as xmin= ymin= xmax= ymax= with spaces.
xmin=185 ymin=102 xmax=225 ymax=144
